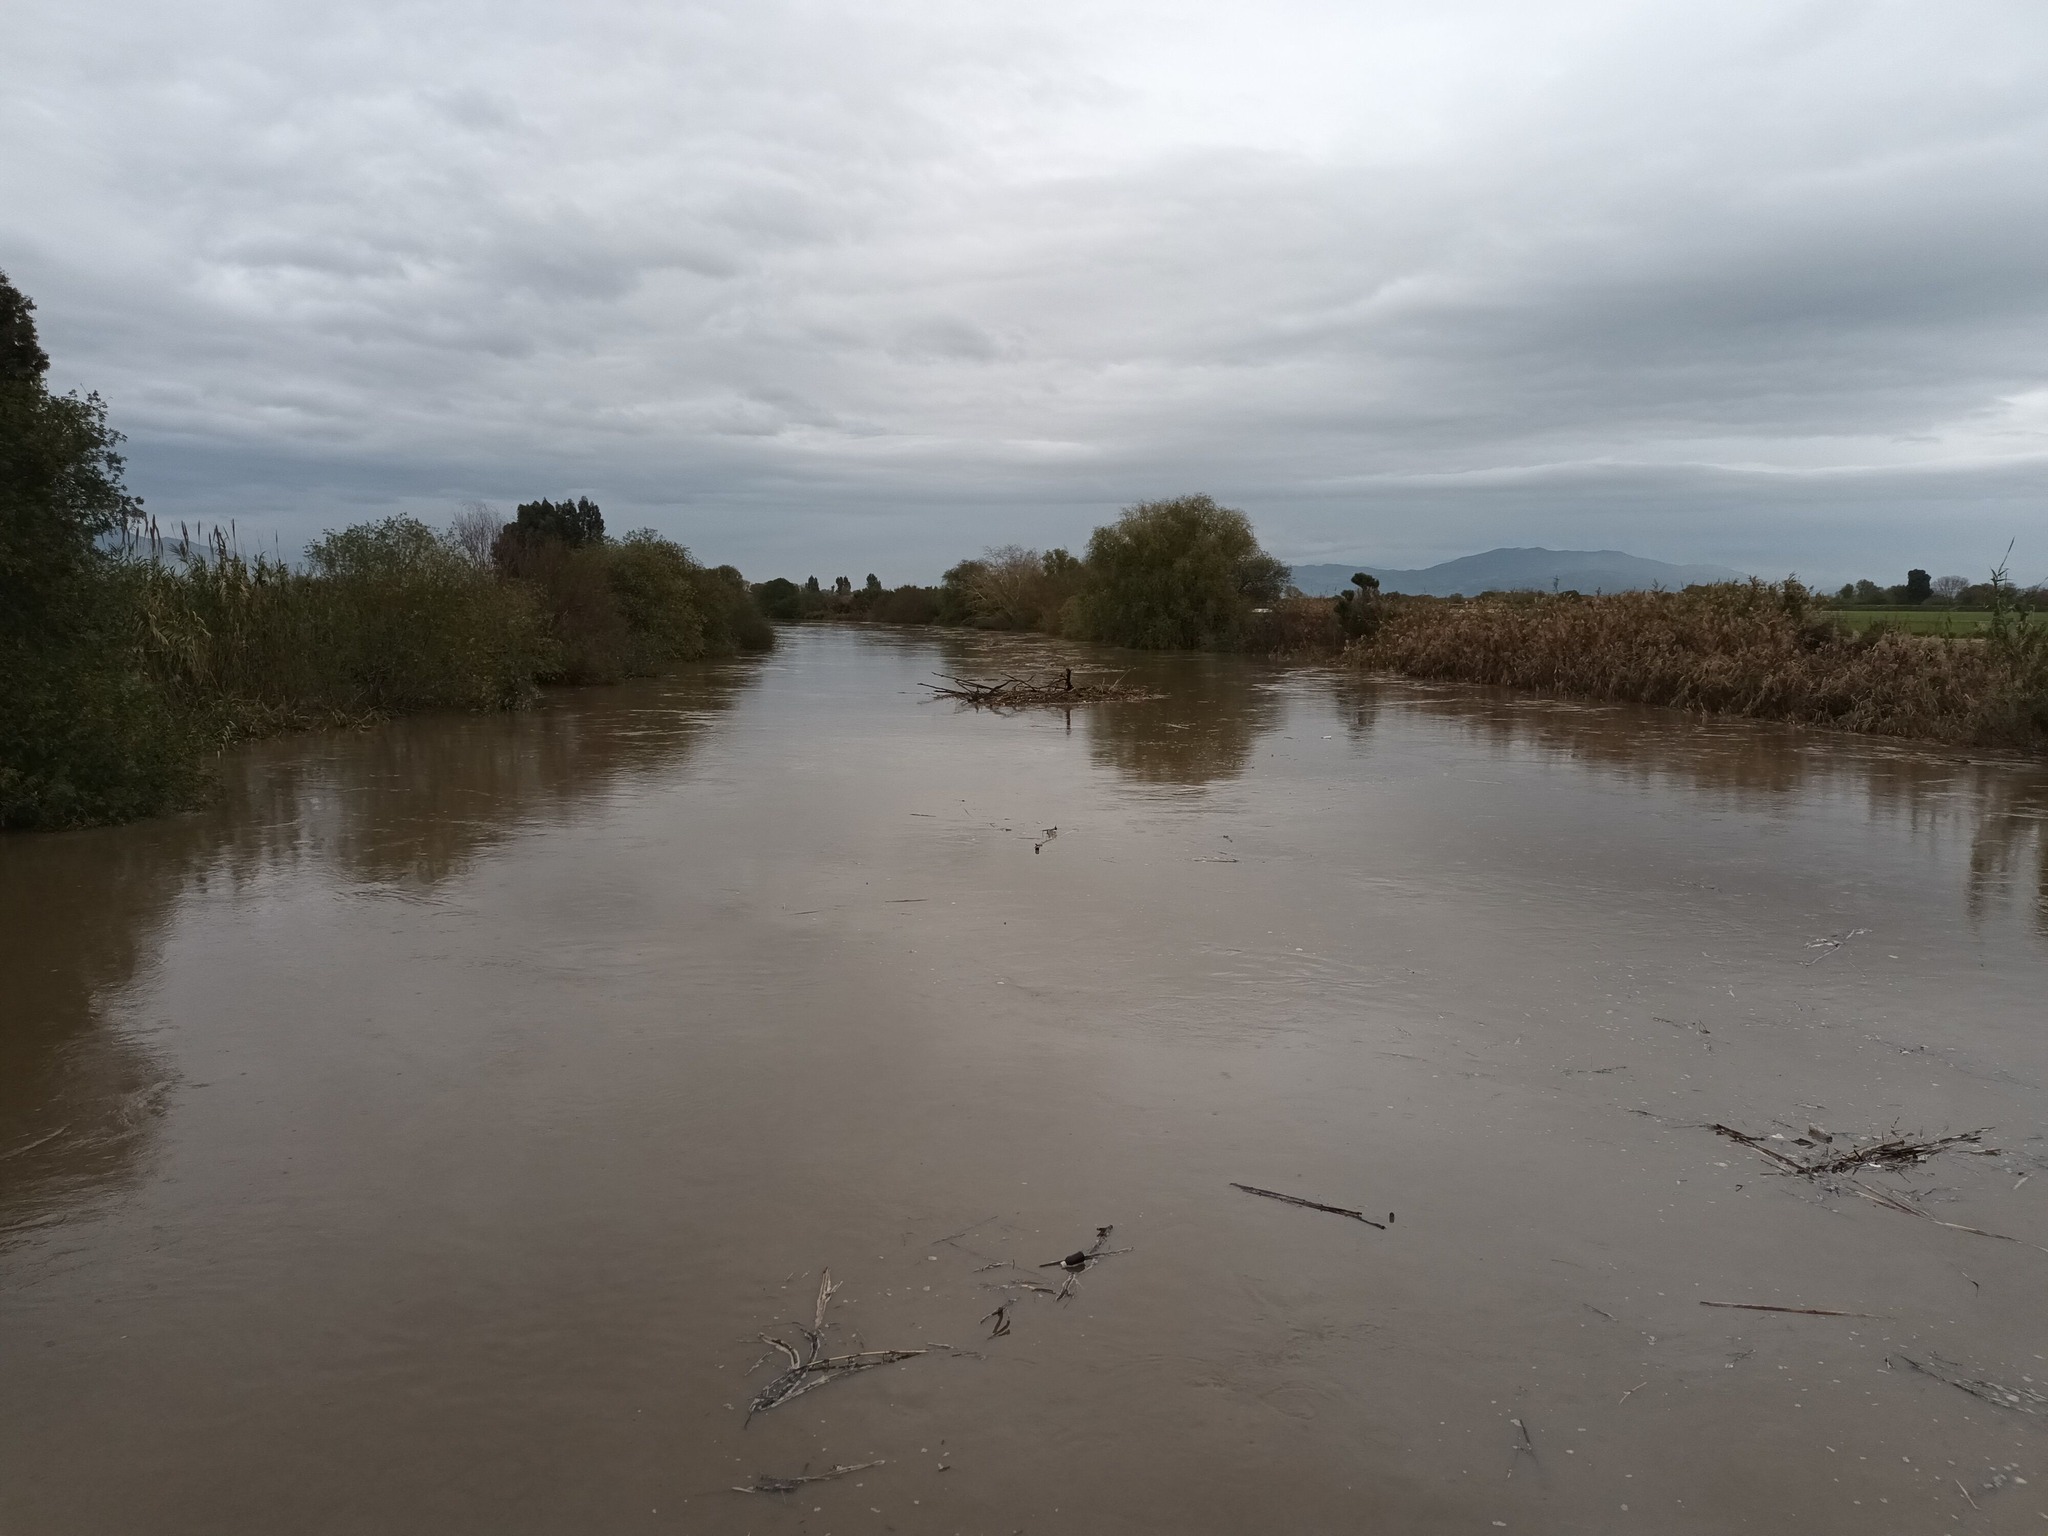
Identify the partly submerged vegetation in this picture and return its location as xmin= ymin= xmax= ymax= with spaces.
xmin=0 ymin=271 xmax=770 ymax=831
xmin=1351 ymin=579 xmax=2048 ymax=753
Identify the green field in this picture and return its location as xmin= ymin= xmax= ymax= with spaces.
xmin=1828 ymin=607 xmax=2002 ymax=636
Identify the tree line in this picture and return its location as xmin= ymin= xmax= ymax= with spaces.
xmin=752 ymin=494 xmax=1296 ymax=650
xmin=0 ymin=270 xmax=771 ymax=831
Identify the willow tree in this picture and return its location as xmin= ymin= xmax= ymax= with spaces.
xmin=1064 ymin=494 xmax=1289 ymax=649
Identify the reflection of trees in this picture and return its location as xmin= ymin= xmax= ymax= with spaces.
xmin=1337 ymin=677 xmax=2048 ymax=934
xmin=922 ymin=631 xmax=1290 ymax=788
xmin=1084 ymin=656 xmax=1286 ymax=789
xmin=0 ymin=662 xmax=757 ymax=1240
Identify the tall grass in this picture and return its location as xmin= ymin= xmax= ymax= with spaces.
xmin=4 ymin=515 xmax=773 ymax=830
xmin=1353 ymin=581 xmax=2048 ymax=752
xmin=137 ymin=520 xmax=552 ymax=743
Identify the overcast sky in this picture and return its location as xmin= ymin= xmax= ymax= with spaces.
xmin=6 ymin=0 xmax=2046 ymax=584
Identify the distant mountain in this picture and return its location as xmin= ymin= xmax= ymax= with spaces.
xmin=1288 ymin=547 xmax=1750 ymax=597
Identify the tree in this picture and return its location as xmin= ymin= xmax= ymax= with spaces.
xmin=751 ymin=576 xmax=802 ymax=622
xmin=1064 ymin=494 xmax=1288 ymax=649
xmin=1 ymin=269 xmax=191 ymax=826
xmin=448 ymin=502 xmax=499 ymax=569
xmin=864 ymin=573 xmax=882 ymax=595
xmin=1904 ymin=568 xmax=1932 ymax=605
xmin=492 ymin=496 xmax=604 ymax=570
xmin=1334 ymin=572 xmax=1382 ymax=639
xmin=1931 ymin=574 xmax=1969 ymax=601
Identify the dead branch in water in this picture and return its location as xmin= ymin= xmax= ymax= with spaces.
xmin=1037 ymin=1225 xmax=1128 ymax=1272
xmin=1699 ymin=1302 xmax=1884 ymax=1318
xmin=1231 ymin=1183 xmax=1388 ymax=1229
xmin=734 ymin=1460 xmax=886 ymax=1495
xmin=745 ymin=1269 xmax=928 ymax=1423
xmin=924 ymin=669 xmax=1159 ymax=708
xmin=1711 ymin=1122 xmax=1988 ymax=1176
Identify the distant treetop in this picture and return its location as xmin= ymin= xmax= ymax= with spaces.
xmin=512 ymin=496 xmax=605 ymax=549
xmin=0 ymin=269 xmax=52 ymax=383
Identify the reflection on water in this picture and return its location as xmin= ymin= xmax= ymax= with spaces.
xmin=1084 ymin=661 xmax=1286 ymax=788
xmin=922 ymin=629 xmax=1291 ymax=788
xmin=1344 ymin=676 xmax=2048 ymax=933
xmin=0 ymin=661 xmax=759 ymax=1240
xmin=0 ymin=833 xmax=181 ymax=1238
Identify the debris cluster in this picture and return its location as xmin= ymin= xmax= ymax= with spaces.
xmin=1709 ymin=1121 xmax=1990 ymax=1177
xmin=923 ymin=670 xmax=1158 ymax=708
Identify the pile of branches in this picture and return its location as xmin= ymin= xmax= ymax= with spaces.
xmin=924 ymin=669 xmax=1157 ymax=708
xmin=1711 ymin=1123 xmax=1987 ymax=1177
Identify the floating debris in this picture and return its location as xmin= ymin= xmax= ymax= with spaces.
xmin=1231 ymin=1183 xmax=1388 ymax=1230
xmin=1710 ymin=1122 xmax=1988 ymax=1177
xmin=733 ymin=1460 xmax=885 ymax=1495
xmin=1699 ymin=1302 xmax=1884 ymax=1318
xmin=924 ymin=670 xmax=1158 ymax=709
xmin=1038 ymin=1225 xmax=1127 ymax=1273
xmin=746 ymin=1271 xmax=927 ymax=1423
xmin=1895 ymin=1354 xmax=2048 ymax=1416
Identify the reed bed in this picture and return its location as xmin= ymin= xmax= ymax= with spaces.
xmin=1353 ymin=582 xmax=2048 ymax=752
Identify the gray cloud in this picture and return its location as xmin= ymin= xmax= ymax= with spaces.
xmin=5 ymin=0 xmax=2046 ymax=586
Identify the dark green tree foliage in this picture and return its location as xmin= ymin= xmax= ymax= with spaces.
xmin=514 ymin=496 xmax=604 ymax=548
xmin=1 ymin=270 xmax=193 ymax=827
xmin=1903 ymin=568 xmax=1932 ymax=606
xmin=1064 ymin=494 xmax=1289 ymax=649
xmin=751 ymin=576 xmax=803 ymax=622
xmin=1334 ymin=571 xmax=1383 ymax=639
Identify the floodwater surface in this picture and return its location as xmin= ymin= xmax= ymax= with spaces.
xmin=4 ymin=626 xmax=2047 ymax=1534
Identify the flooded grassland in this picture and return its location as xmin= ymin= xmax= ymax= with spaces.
xmin=3 ymin=626 xmax=2046 ymax=1534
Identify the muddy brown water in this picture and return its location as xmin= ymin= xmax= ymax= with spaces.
xmin=4 ymin=626 xmax=2047 ymax=1535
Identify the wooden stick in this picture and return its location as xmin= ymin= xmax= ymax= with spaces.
xmin=1699 ymin=1302 xmax=1884 ymax=1318
xmin=1231 ymin=1183 xmax=1388 ymax=1229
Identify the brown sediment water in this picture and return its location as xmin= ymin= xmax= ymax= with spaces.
xmin=3 ymin=625 xmax=2046 ymax=1534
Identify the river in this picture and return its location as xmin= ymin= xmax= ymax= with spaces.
xmin=4 ymin=625 xmax=2046 ymax=1534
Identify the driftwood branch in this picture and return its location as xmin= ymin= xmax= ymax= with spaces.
xmin=734 ymin=1460 xmax=886 ymax=1495
xmin=1232 ymin=1183 xmax=1388 ymax=1229
xmin=924 ymin=671 xmax=1158 ymax=709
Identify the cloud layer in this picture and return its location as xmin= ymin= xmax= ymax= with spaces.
xmin=6 ymin=0 xmax=2047 ymax=582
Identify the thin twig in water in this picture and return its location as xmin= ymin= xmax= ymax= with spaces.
xmin=931 ymin=1216 xmax=998 ymax=1247
xmin=1619 ymin=1381 xmax=1648 ymax=1404
xmin=1699 ymin=1302 xmax=1885 ymax=1318
xmin=1506 ymin=1416 xmax=1535 ymax=1477
xmin=1231 ymin=1183 xmax=1387 ymax=1229
xmin=1955 ymin=1478 xmax=1979 ymax=1511
xmin=734 ymin=1460 xmax=885 ymax=1495
xmin=1894 ymin=1354 xmax=2048 ymax=1416
xmin=1849 ymin=1182 xmax=2044 ymax=1249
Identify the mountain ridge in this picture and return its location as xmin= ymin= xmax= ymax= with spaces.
xmin=1288 ymin=547 xmax=1750 ymax=597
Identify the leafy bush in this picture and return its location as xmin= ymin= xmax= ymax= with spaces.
xmin=1063 ymin=495 xmax=1288 ymax=649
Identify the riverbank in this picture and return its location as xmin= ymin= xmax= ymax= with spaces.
xmin=2 ymin=519 xmax=773 ymax=831
xmin=1348 ymin=581 xmax=2048 ymax=754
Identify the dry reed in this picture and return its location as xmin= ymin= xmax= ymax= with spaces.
xmin=1352 ymin=582 xmax=2048 ymax=753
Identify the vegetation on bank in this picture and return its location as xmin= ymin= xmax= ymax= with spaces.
xmin=1349 ymin=579 xmax=2048 ymax=753
xmin=755 ymin=495 xmax=1292 ymax=648
xmin=0 ymin=271 xmax=771 ymax=831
